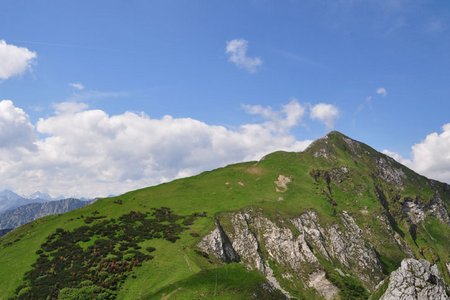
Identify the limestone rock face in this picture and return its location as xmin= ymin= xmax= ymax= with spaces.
xmin=198 ymin=220 xmax=239 ymax=263
xmin=199 ymin=208 xmax=448 ymax=299
xmin=292 ymin=211 xmax=331 ymax=260
xmin=199 ymin=209 xmax=338 ymax=299
xmin=227 ymin=212 xmax=265 ymax=273
xmin=402 ymin=200 xmax=426 ymax=224
xmin=428 ymin=192 xmax=450 ymax=226
xmin=329 ymin=211 xmax=384 ymax=286
xmin=292 ymin=210 xmax=384 ymax=288
xmin=376 ymin=157 xmax=405 ymax=187
xmin=380 ymin=259 xmax=448 ymax=300
xmin=308 ymin=270 xmax=340 ymax=300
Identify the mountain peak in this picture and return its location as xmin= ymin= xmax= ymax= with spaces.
xmin=325 ymin=130 xmax=347 ymax=138
xmin=28 ymin=191 xmax=54 ymax=201
xmin=304 ymin=130 xmax=368 ymax=159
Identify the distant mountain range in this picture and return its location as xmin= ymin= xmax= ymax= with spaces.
xmin=0 ymin=190 xmax=57 ymax=214
xmin=0 ymin=198 xmax=92 ymax=235
xmin=0 ymin=190 xmax=92 ymax=237
xmin=0 ymin=189 xmax=90 ymax=214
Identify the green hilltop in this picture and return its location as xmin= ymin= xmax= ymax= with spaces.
xmin=0 ymin=131 xmax=449 ymax=299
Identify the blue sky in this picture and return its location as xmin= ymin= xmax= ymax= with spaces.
xmin=1 ymin=0 xmax=450 ymax=196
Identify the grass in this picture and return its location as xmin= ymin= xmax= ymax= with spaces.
xmin=146 ymin=263 xmax=286 ymax=299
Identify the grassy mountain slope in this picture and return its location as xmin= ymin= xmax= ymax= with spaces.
xmin=0 ymin=131 xmax=448 ymax=299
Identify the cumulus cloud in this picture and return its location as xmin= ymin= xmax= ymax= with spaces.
xmin=376 ymin=87 xmax=387 ymax=96
xmin=0 ymin=40 xmax=37 ymax=80
xmin=70 ymin=82 xmax=85 ymax=90
xmin=0 ymin=100 xmax=312 ymax=198
xmin=310 ymin=103 xmax=340 ymax=129
xmin=242 ymin=100 xmax=305 ymax=132
xmin=226 ymin=39 xmax=262 ymax=73
xmin=384 ymin=124 xmax=450 ymax=183
xmin=0 ymin=100 xmax=35 ymax=149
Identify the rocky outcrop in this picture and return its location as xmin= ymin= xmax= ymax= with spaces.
xmin=329 ymin=212 xmax=384 ymax=285
xmin=427 ymin=192 xmax=450 ymax=225
xmin=199 ymin=210 xmax=338 ymax=299
xmin=200 ymin=209 xmax=388 ymax=295
xmin=227 ymin=212 xmax=265 ymax=272
xmin=200 ymin=209 xmax=390 ymax=297
xmin=376 ymin=157 xmax=405 ymax=187
xmin=252 ymin=213 xmax=318 ymax=268
xmin=292 ymin=211 xmax=331 ymax=260
xmin=402 ymin=199 xmax=426 ymax=225
xmin=198 ymin=220 xmax=240 ymax=263
xmin=380 ymin=259 xmax=448 ymax=300
xmin=308 ymin=270 xmax=340 ymax=300
xmin=293 ymin=210 xmax=384 ymax=288
xmin=400 ymin=191 xmax=450 ymax=227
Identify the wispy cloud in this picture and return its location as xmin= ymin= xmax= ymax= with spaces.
xmin=69 ymin=82 xmax=85 ymax=91
xmin=65 ymin=90 xmax=128 ymax=103
xmin=376 ymin=87 xmax=387 ymax=96
xmin=226 ymin=39 xmax=262 ymax=73
xmin=276 ymin=50 xmax=329 ymax=70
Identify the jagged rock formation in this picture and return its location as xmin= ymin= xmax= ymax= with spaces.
xmin=0 ymin=190 xmax=33 ymax=213
xmin=199 ymin=208 xmax=389 ymax=298
xmin=0 ymin=198 xmax=91 ymax=230
xmin=197 ymin=219 xmax=240 ymax=263
xmin=380 ymin=259 xmax=448 ymax=300
xmin=294 ymin=210 xmax=384 ymax=287
xmin=200 ymin=206 xmax=450 ymax=299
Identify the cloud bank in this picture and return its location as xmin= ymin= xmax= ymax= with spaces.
xmin=0 ymin=40 xmax=37 ymax=80
xmin=0 ymin=99 xmax=314 ymax=198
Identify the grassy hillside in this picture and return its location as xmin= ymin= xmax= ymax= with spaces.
xmin=0 ymin=131 xmax=448 ymax=299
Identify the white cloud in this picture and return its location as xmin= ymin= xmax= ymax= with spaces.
xmin=0 ymin=40 xmax=37 ymax=80
xmin=0 ymin=100 xmax=35 ymax=149
xmin=0 ymin=100 xmax=312 ymax=198
xmin=310 ymin=103 xmax=340 ymax=129
xmin=376 ymin=87 xmax=387 ymax=96
xmin=226 ymin=39 xmax=262 ymax=73
xmin=70 ymin=82 xmax=85 ymax=90
xmin=242 ymin=99 xmax=305 ymax=132
xmin=53 ymin=102 xmax=89 ymax=114
xmin=384 ymin=124 xmax=450 ymax=183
